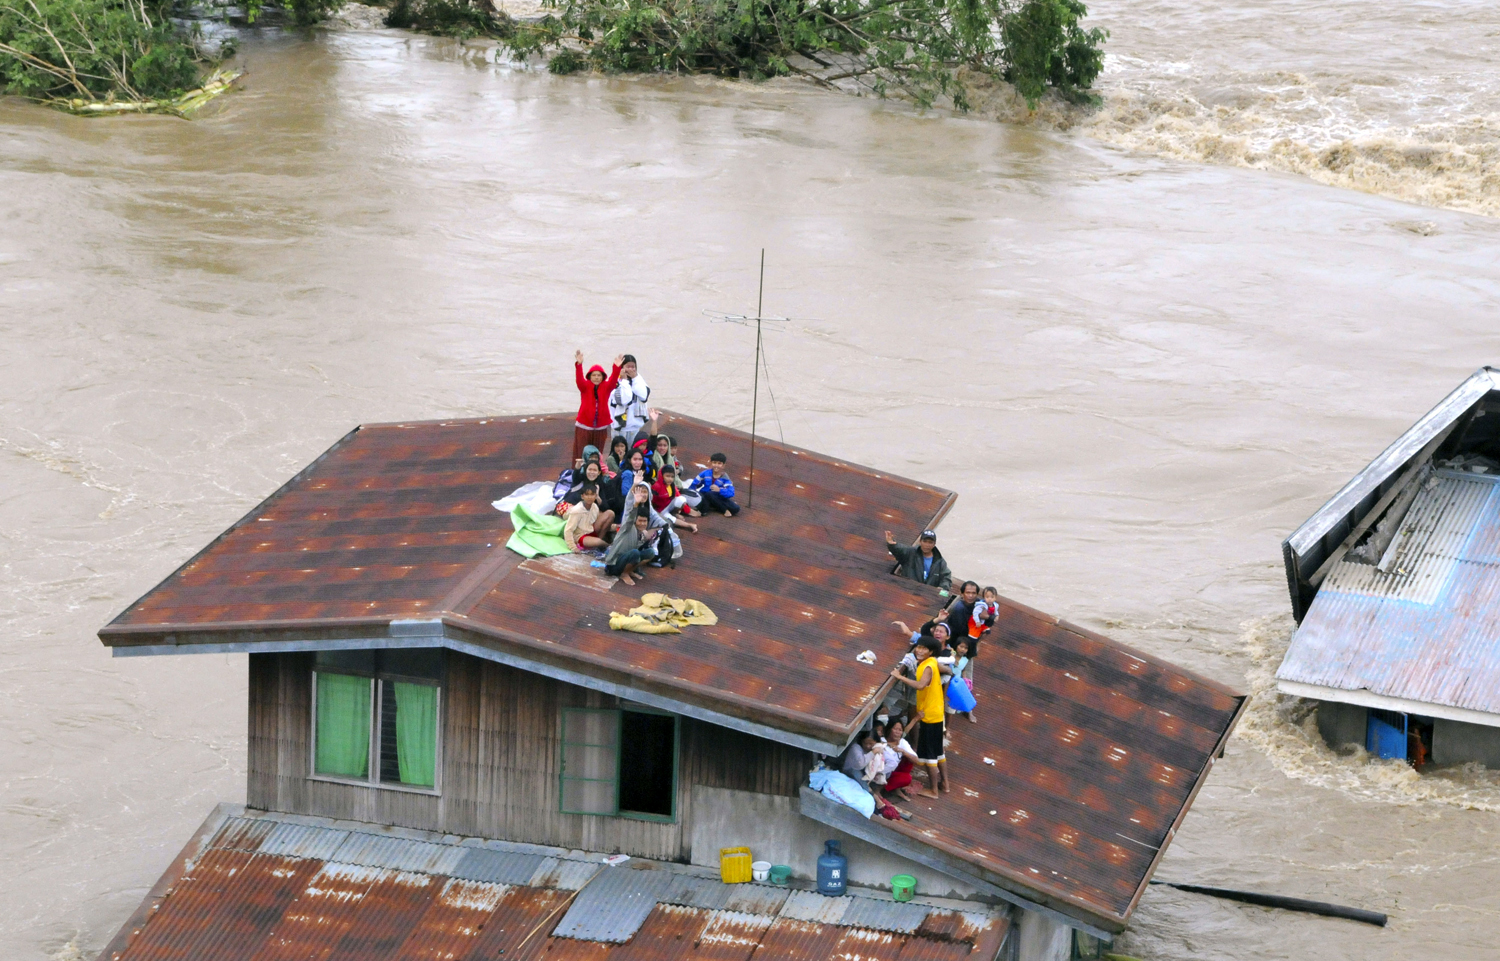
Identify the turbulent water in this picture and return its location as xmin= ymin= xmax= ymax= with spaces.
xmin=4 ymin=6 xmax=1500 ymax=960
xmin=1079 ymin=0 xmax=1500 ymax=217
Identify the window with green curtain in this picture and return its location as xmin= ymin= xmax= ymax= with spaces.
xmin=393 ymin=681 xmax=438 ymax=788
xmin=314 ymin=672 xmax=371 ymax=778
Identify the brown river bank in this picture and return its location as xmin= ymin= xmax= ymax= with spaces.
xmin=3 ymin=17 xmax=1500 ymax=961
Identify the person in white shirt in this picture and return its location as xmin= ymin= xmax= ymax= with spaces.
xmin=609 ymin=354 xmax=651 ymax=439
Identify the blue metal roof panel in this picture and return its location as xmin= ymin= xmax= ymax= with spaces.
xmin=329 ymin=832 xmax=467 ymax=875
xmin=450 ymin=847 xmax=547 ymax=885
xmin=256 ymin=822 xmax=350 ymax=860
xmin=550 ymin=867 xmax=675 ymax=942
xmin=839 ymin=897 xmax=932 ymax=934
xmin=1279 ymin=470 xmax=1500 ymax=715
xmin=211 ymin=816 xmax=277 ymax=852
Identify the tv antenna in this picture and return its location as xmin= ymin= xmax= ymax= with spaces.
xmin=703 ymin=249 xmax=797 ymax=508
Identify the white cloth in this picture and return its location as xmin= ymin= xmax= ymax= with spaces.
xmin=494 ymin=481 xmax=557 ymax=515
xmin=609 ymin=375 xmax=651 ymax=435
xmin=883 ymin=739 xmax=912 ymax=777
xmin=863 ymin=743 xmax=890 ymax=784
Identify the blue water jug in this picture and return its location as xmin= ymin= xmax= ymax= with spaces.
xmin=816 ymin=839 xmax=847 ymax=896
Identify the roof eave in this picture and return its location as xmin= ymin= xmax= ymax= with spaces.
xmin=1276 ymin=679 xmax=1500 ymax=730
xmin=104 ymin=619 xmax=859 ymax=756
xmin=799 ymin=787 xmax=1122 ymax=937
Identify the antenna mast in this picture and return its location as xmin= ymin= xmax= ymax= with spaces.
xmin=749 ymin=249 xmax=765 ymax=508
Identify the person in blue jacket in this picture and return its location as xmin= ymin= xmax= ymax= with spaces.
xmin=689 ymin=452 xmax=740 ymax=516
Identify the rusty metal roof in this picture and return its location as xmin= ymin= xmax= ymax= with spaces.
xmin=1278 ymin=468 xmax=1500 ymax=722
xmin=99 ymin=411 xmax=955 ymax=753
xmin=95 ymin=411 xmax=1246 ymax=932
xmin=99 ymin=808 xmax=1011 ymax=961
xmin=802 ymin=595 xmax=1246 ymax=936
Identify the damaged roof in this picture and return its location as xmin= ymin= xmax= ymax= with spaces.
xmin=99 ymin=807 xmax=1012 ymax=961
xmin=99 ymin=411 xmax=956 ymax=753
xmin=1279 ymin=369 xmax=1500 ymax=721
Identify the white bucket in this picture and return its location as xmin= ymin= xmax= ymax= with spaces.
xmin=751 ymin=860 xmax=771 ymax=882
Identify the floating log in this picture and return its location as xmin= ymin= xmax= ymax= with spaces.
xmin=1150 ymin=880 xmax=1387 ymax=927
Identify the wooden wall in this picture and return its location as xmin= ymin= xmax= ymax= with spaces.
xmin=247 ymin=650 xmax=814 ymax=861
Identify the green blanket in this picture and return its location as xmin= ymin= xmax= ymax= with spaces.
xmin=507 ymin=503 xmax=571 ymax=558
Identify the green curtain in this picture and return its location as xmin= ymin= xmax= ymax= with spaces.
xmin=394 ymin=682 xmax=438 ymax=787
xmin=315 ymin=673 xmax=371 ymax=778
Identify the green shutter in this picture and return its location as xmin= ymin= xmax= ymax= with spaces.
xmin=560 ymin=708 xmax=620 ymax=815
xmin=315 ymin=672 xmax=371 ymax=778
xmin=393 ymin=682 xmax=438 ymax=788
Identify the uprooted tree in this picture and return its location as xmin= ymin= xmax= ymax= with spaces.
xmin=497 ymin=0 xmax=1107 ymax=108
xmin=0 ymin=0 xmax=337 ymax=106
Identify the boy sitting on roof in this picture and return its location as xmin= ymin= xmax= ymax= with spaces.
xmin=885 ymin=529 xmax=952 ymax=590
xmin=690 ymin=453 xmax=741 ymax=517
xmin=564 ymin=483 xmax=615 ymax=553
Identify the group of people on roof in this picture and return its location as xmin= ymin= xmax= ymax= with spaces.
xmin=565 ymin=353 xmax=741 ymax=586
xmin=838 ymin=529 xmax=998 ymax=812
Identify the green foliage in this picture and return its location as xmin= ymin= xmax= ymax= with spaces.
xmin=0 ymin=0 xmax=201 ymax=100
xmin=1000 ymin=0 xmax=1105 ymax=105
xmin=386 ymin=0 xmax=512 ymax=38
xmin=499 ymin=0 xmax=1106 ymax=108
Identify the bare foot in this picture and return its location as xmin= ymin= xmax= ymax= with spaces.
xmin=723 ymin=510 xmax=733 ymax=517
xmin=940 ymin=781 xmax=951 ymax=793
xmin=918 ymin=789 xmax=939 ymax=799
xmin=966 ymin=712 xmax=977 ymax=723
xmin=619 ymin=571 xmax=636 ymax=586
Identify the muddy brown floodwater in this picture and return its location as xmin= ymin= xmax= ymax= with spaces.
xmin=4 ymin=18 xmax=1500 ymax=961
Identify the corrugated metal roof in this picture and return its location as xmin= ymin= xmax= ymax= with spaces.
xmin=1280 ymin=469 xmax=1500 ymax=716
xmin=450 ymin=846 xmax=546 ymax=885
xmin=552 ymin=867 xmax=676 ymax=941
xmin=1283 ymin=367 xmax=1500 ymax=618
xmin=95 ymin=412 xmax=1243 ymax=932
xmin=330 ymin=831 xmax=468 ymax=875
xmin=98 ymin=411 xmax=956 ymax=752
xmin=256 ymin=821 xmax=349 ymax=860
xmin=103 ymin=810 xmax=1012 ymax=961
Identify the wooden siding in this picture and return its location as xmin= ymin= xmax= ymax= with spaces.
xmin=246 ymin=650 xmax=815 ymax=860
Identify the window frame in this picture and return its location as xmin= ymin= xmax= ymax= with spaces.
xmin=558 ymin=706 xmax=679 ymax=823
xmin=309 ymin=668 xmax=443 ymax=796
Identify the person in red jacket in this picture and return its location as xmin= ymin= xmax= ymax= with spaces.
xmin=574 ymin=351 xmax=622 ymax=461
xmin=650 ymin=465 xmax=698 ymax=537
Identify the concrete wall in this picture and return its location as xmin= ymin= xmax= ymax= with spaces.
xmin=1316 ymin=700 xmax=1368 ymax=751
xmin=687 ymin=785 xmax=981 ymax=900
xmin=1432 ymin=718 xmax=1500 ymax=767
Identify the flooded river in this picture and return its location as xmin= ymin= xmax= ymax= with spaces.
xmin=4 ymin=8 xmax=1500 ymax=960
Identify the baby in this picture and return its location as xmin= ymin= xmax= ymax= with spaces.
xmin=968 ymin=586 xmax=1000 ymax=638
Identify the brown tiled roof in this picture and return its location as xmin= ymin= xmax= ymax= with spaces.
xmin=802 ymin=597 xmax=1246 ymax=933
xmin=98 ymin=808 xmax=1012 ymax=961
xmin=99 ymin=411 xmax=955 ymax=750
xmin=97 ymin=411 xmax=1245 ymax=932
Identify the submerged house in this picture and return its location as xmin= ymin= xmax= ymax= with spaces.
xmin=97 ymin=411 xmax=1245 ymax=961
xmin=1281 ymin=367 xmax=1500 ymax=766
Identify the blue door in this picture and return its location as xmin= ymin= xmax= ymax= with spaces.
xmin=1366 ymin=711 xmax=1407 ymax=760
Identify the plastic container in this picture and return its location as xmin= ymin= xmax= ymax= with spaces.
xmin=768 ymin=865 xmax=792 ymax=886
xmin=816 ymin=840 xmax=847 ymax=896
xmin=720 ymin=846 xmax=752 ymax=884
xmin=751 ymin=860 xmax=771 ymax=882
xmin=891 ymin=874 xmax=916 ymax=902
